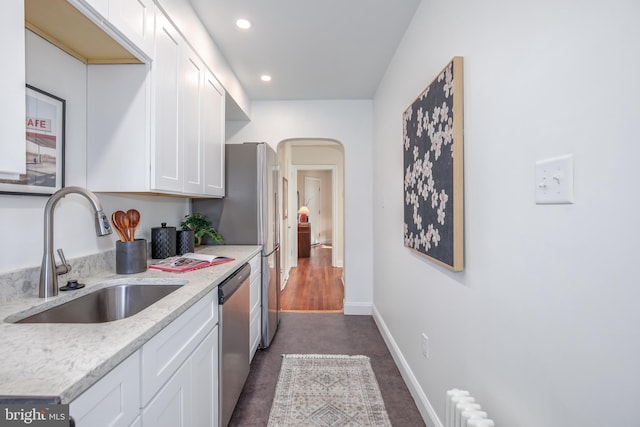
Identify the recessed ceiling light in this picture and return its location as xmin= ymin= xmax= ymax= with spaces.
xmin=236 ymin=18 xmax=252 ymax=29
xmin=260 ymin=75 xmax=272 ymax=82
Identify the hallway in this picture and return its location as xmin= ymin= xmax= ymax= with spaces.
xmin=228 ymin=244 xmax=425 ymax=426
xmin=280 ymin=245 xmax=344 ymax=312
xmin=229 ymin=313 xmax=426 ymax=426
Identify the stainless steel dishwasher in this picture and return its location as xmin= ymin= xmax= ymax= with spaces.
xmin=218 ymin=263 xmax=251 ymax=427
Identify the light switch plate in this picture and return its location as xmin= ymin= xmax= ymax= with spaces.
xmin=535 ymin=154 xmax=574 ymax=204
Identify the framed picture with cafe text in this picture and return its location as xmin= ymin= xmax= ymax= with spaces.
xmin=0 ymin=85 xmax=65 ymax=196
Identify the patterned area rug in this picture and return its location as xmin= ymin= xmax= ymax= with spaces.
xmin=268 ymin=354 xmax=392 ymax=427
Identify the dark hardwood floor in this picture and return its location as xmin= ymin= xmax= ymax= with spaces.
xmin=280 ymin=244 xmax=344 ymax=312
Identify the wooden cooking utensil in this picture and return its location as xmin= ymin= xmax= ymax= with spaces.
xmin=113 ymin=210 xmax=130 ymax=241
xmin=126 ymin=209 xmax=140 ymax=241
xmin=111 ymin=211 xmax=127 ymax=242
xmin=121 ymin=214 xmax=131 ymax=241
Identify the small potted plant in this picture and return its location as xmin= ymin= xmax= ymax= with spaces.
xmin=180 ymin=213 xmax=224 ymax=246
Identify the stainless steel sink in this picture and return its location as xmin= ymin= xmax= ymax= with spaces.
xmin=14 ymin=284 xmax=183 ymax=324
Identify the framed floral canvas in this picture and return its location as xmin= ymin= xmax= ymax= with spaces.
xmin=403 ymin=57 xmax=464 ymax=271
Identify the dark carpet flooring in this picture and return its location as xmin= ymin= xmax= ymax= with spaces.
xmin=229 ymin=313 xmax=426 ymax=426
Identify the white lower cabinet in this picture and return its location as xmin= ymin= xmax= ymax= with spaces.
xmin=141 ymin=350 xmax=192 ymax=427
xmin=70 ymin=290 xmax=219 ymax=427
xmin=191 ymin=328 xmax=219 ymax=427
xmin=140 ymin=292 xmax=216 ymax=404
xmin=70 ymin=350 xmax=141 ymax=427
xmin=141 ymin=328 xmax=218 ymax=427
xmin=249 ymin=254 xmax=262 ymax=360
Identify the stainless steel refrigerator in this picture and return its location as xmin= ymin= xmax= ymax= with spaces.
xmin=193 ymin=142 xmax=280 ymax=348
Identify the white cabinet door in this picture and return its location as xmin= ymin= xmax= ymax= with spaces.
xmin=142 ymin=327 xmax=218 ymax=427
xmin=87 ymin=63 xmax=150 ymax=192
xmin=249 ymin=254 xmax=262 ymax=360
xmin=81 ymin=0 xmax=109 ymax=19
xmin=202 ymin=70 xmax=225 ymax=197
xmin=0 ymin=0 xmax=25 ymax=177
xmin=181 ymin=46 xmax=205 ymax=195
xmin=109 ymin=0 xmax=155 ymax=58
xmin=140 ymin=291 xmax=216 ymax=406
xmin=191 ymin=327 xmax=218 ymax=427
xmin=151 ymin=13 xmax=182 ymax=192
xmin=70 ymin=351 xmax=141 ymax=427
xmin=141 ymin=356 xmax=192 ymax=427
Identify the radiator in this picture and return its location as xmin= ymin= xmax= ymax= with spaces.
xmin=445 ymin=389 xmax=495 ymax=427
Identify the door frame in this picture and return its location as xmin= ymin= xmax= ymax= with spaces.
xmin=289 ymin=164 xmax=338 ymax=267
xmin=303 ymin=176 xmax=321 ymax=245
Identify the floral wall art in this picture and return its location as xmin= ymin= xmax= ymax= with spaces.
xmin=403 ymin=57 xmax=464 ymax=271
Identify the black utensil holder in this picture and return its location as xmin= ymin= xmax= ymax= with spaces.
xmin=116 ymin=239 xmax=147 ymax=274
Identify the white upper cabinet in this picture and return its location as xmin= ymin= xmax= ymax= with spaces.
xmin=30 ymin=1 xmax=226 ymax=197
xmin=151 ymin=12 xmax=226 ymax=196
xmin=0 ymin=0 xmax=26 ymax=178
xmin=180 ymin=44 xmax=205 ymax=195
xmin=151 ymin=12 xmax=182 ymax=193
xmin=63 ymin=0 xmax=153 ymax=62
xmin=86 ymin=63 xmax=150 ymax=192
xmin=109 ymin=0 xmax=155 ymax=58
xmin=86 ymin=8 xmax=226 ymax=197
xmin=182 ymin=49 xmax=226 ymax=197
xmin=202 ymin=70 xmax=225 ymax=197
xmin=81 ymin=0 xmax=108 ymax=18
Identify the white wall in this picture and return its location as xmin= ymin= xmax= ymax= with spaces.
xmin=372 ymin=0 xmax=640 ymax=426
xmin=227 ymin=100 xmax=373 ymax=314
xmin=0 ymin=31 xmax=188 ymax=274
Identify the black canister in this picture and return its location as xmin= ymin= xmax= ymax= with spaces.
xmin=151 ymin=222 xmax=177 ymax=259
xmin=177 ymin=230 xmax=195 ymax=255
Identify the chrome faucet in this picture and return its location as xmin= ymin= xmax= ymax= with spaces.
xmin=39 ymin=186 xmax=112 ymax=298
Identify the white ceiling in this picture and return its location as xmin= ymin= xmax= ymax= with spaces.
xmin=188 ymin=0 xmax=421 ymax=102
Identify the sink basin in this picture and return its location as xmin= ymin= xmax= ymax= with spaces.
xmin=14 ymin=284 xmax=183 ymax=324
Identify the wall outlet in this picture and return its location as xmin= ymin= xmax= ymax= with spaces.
xmin=421 ymin=333 xmax=429 ymax=359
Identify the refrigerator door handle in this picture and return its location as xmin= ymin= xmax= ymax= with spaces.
xmin=263 ymin=243 xmax=280 ymax=258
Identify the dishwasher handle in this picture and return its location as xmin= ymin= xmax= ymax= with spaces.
xmin=218 ymin=264 xmax=251 ymax=304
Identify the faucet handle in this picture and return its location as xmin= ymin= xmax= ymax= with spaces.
xmin=56 ymin=248 xmax=71 ymax=275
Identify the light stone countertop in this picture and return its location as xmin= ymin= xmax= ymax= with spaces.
xmin=0 ymin=245 xmax=261 ymax=404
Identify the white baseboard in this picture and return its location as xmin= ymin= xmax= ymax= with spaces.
xmin=372 ymin=305 xmax=442 ymax=427
xmin=281 ymin=268 xmax=290 ymax=291
xmin=343 ymin=301 xmax=372 ymax=315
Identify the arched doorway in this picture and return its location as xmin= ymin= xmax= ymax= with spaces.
xmin=277 ymin=138 xmax=345 ymax=311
